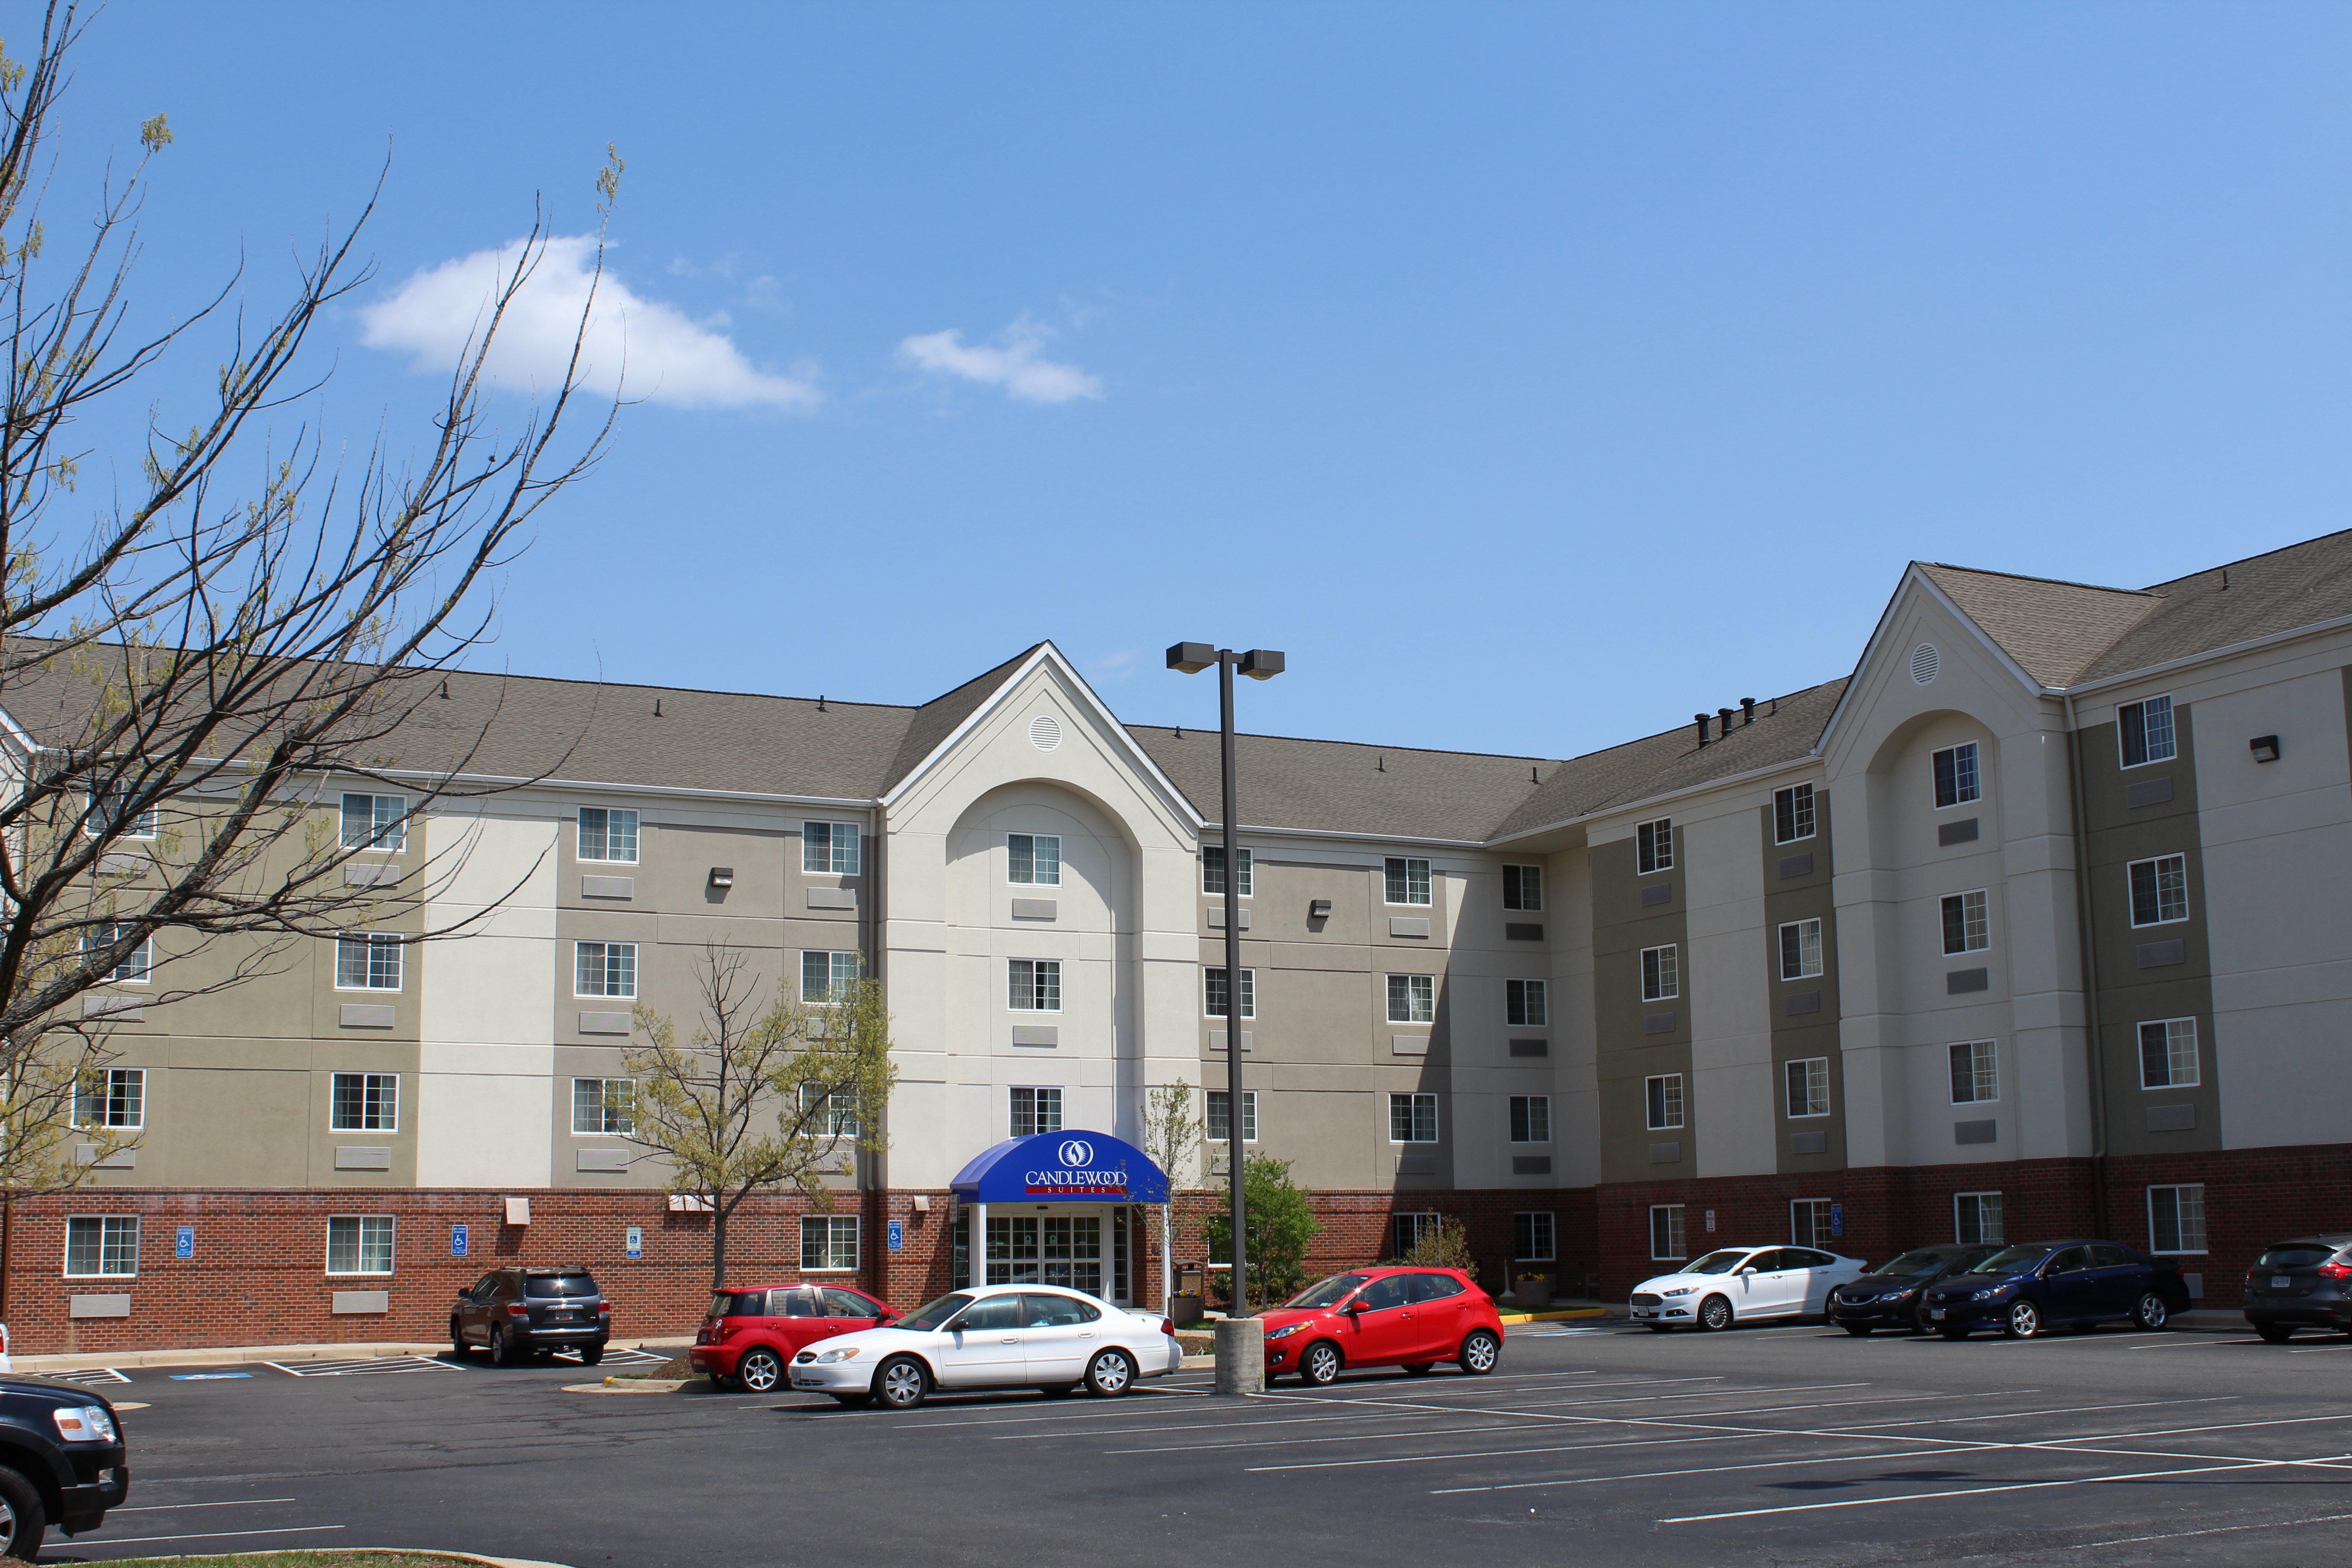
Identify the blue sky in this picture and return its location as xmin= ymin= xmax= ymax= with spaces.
xmin=55 ymin=4 xmax=2352 ymax=761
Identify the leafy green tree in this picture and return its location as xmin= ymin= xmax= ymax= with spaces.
xmin=1200 ymin=1152 xmax=1317 ymax=1313
xmin=1397 ymin=1214 xmax=1478 ymax=1271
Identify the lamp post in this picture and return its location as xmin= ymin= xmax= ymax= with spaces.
xmin=1166 ymin=642 xmax=1283 ymax=1337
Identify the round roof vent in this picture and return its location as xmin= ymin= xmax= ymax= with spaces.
xmin=1910 ymin=643 xmax=1940 ymax=686
xmin=1029 ymin=714 xmax=1063 ymax=752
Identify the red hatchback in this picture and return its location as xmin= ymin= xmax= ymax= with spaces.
xmin=691 ymin=1284 xmax=898 ymax=1392
xmin=1259 ymin=1267 xmax=1504 ymax=1385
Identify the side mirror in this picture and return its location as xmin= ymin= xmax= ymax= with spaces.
xmin=877 ymin=1309 xmax=899 ymax=1323
xmin=1739 ymin=1267 xmax=1758 ymax=1277
xmin=1342 ymin=1299 xmax=1365 ymax=1315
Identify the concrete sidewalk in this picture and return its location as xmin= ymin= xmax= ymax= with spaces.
xmin=7 ymin=1336 xmax=695 ymax=1374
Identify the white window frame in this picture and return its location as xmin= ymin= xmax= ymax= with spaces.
xmin=87 ymin=786 xmax=159 ymax=842
xmin=800 ymin=1214 xmax=860 ymax=1273
xmin=576 ymin=940 xmax=639 ymax=1000
xmin=1508 ymin=1094 xmax=1551 ymax=1144
xmin=2128 ymin=853 xmax=2190 ymax=927
xmin=1205 ymin=966 xmax=1256 ymax=1021
xmin=1502 ymin=863 xmax=1543 ymax=911
xmin=325 ymin=1214 xmax=395 ymax=1276
xmin=1784 ymin=1057 xmax=1830 ymax=1119
xmin=572 ymin=1077 xmax=637 ymax=1136
xmin=1790 ymin=1198 xmax=1835 ymax=1249
xmin=803 ymin=820 xmax=862 ymax=876
xmin=1206 ymin=1088 xmax=1258 ymax=1144
xmin=1635 ymin=817 xmax=1673 ymax=875
xmin=1386 ymin=973 xmax=1435 ymax=1024
xmin=75 ymin=1067 xmax=146 ymax=1130
xmin=1007 ymin=833 xmax=1062 ymax=887
xmin=800 ymin=949 xmax=859 ymax=1005
xmin=1932 ymin=741 xmax=1981 ymax=809
xmin=1514 ymin=1210 xmax=1556 ymax=1262
xmin=329 ymin=1071 xmax=400 ymax=1133
xmin=2117 ymin=695 xmax=2177 ymax=769
xmin=800 ymin=1082 xmax=861 ymax=1139
xmin=2137 ymin=1017 xmax=2200 ymax=1090
xmin=339 ymin=791 xmax=405 ymax=852
xmin=1940 ymin=889 xmax=1989 ymax=956
xmin=576 ymin=806 xmax=639 ymax=865
xmin=1392 ymin=1211 xmax=1441 ymax=1257
xmin=1778 ymin=918 xmax=1823 ymax=980
xmin=1645 ymin=1073 xmax=1685 ymax=1131
xmin=1009 ymin=1085 xmax=1063 ymax=1138
xmin=1640 ymin=943 xmax=1679 ymax=1002
xmin=87 ymin=923 xmax=153 ymax=985
xmin=1201 ymin=846 xmax=1252 ymax=898
xmin=334 ymin=931 xmax=403 ymax=992
xmin=2147 ymin=1183 xmax=2207 ymax=1255
xmin=1649 ymin=1203 xmax=1686 ymax=1261
xmin=1954 ymin=1191 xmax=2004 ymax=1245
xmin=1388 ymin=1092 xmax=1438 ymax=1144
xmin=1774 ymin=783 xmax=1816 ymax=845
xmin=1948 ymin=1040 xmax=1999 ymax=1104
xmin=1505 ymin=978 xmax=1547 ymax=1028
xmin=63 ymin=1215 xmax=140 ymax=1279
xmin=1008 ymin=958 xmax=1062 ymax=1013
xmin=1383 ymin=856 xmax=1432 ymax=906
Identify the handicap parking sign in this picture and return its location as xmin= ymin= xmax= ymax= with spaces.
xmin=451 ymin=1223 xmax=469 ymax=1258
xmin=175 ymin=1225 xmax=193 ymax=1260
xmin=887 ymin=1220 xmax=903 ymax=1253
xmin=1830 ymin=1202 xmax=1843 ymax=1237
xmin=625 ymin=1225 xmax=643 ymax=1260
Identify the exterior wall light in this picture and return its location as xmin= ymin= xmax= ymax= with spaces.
xmin=2250 ymin=735 xmax=2281 ymax=763
xmin=1309 ymin=899 xmax=1333 ymax=918
xmin=709 ymin=867 xmax=735 ymax=888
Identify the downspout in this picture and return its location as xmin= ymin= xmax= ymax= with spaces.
xmin=2062 ymin=694 xmax=2112 ymax=1235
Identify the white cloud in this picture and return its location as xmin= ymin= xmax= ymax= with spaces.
xmin=360 ymin=235 xmax=820 ymax=411
xmin=898 ymin=317 xmax=1102 ymax=404
xmin=1088 ymin=648 xmax=1143 ymax=682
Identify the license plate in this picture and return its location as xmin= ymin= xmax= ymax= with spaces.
xmin=1929 ymin=1308 xmax=1945 ymax=1320
xmin=2273 ymin=1276 xmax=2293 ymax=1289
xmin=1632 ymin=1308 xmax=1655 ymax=1318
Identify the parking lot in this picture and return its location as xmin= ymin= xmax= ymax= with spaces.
xmin=40 ymin=1318 xmax=2352 ymax=1567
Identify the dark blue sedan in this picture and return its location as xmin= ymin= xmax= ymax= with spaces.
xmin=1920 ymin=1240 xmax=2192 ymax=1339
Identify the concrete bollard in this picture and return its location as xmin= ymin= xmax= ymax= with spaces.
xmin=1213 ymin=1317 xmax=1264 ymax=1396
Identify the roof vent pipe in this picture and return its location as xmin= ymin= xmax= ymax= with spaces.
xmin=1740 ymin=697 xmax=1755 ymax=726
xmin=1718 ymin=707 xmax=1736 ymax=736
xmin=1694 ymin=712 xmax=1711 ymax=746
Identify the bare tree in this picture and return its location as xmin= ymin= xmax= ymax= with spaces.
xmin=1138 ymin=1078 xmax=1200 ymax=1311
xmin=0 ymin=6 xmax=617 ymax=1192
xmin=624 ymin=945 xmax=899 ymax=1291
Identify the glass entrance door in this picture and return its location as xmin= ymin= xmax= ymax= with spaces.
xmin=989 ymin=1214 xmax=1102 ymax=1294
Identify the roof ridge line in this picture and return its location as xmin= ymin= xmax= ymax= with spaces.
xmin=2136 ymin=525 xmax=2352 ymax=593
xmin=1917 ymin=561 xmax=2156 ymax=599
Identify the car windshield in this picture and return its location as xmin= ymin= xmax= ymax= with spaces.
xmin=895 ymin=1293 xmax=975 ymax=1332
xmin=709 ymin=1293 xmax=760 ymax=1319
xmin=2256 ymin=1244 xmax=2340 ymax=1270
xmin=1683 ymin=1250 xmax=1755 ymax=1275
xmin=1967 ymin=1245 xmax=2052 ymax=1275
xmin=524 ymin=1274 xmax=597 ymax=1298
xmin=1284 ymin=1274 xmax=1370 ymax=1309
xmin=1877 ymin=1250 xmax=1961 ymax=1278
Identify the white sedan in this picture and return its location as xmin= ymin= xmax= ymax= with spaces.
xmin=787 ymin=1283 xmax=1182 ymax=1410
xmin=1629 ymin=1245 xmax=1869 ymax=1331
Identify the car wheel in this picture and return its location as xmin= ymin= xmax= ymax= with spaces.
xmin=579 ymin=1346 xmax=603 ymax=1366
xmin=2132 ymin=1293 xmax=2168 ymax=1331
xmin=1084 ymin=1348 xmax=1136 ymax=1397
xmin=874 ymin=1355 xmax=930 ymax=1411
xmin=1457 ymin=1329 xmax=1500 ymax=1376
xmin=2003 ymin=1300 xmax=2041 ymax=1339
xmin=1401 ymin=1362 xmax=1434 ymax=1377
xmin=2256 ymin=1323 xmax=2294 ymax=1344
xmin=831 ymin=1393 xmax=872 ymax=1408
xmin=1300 ymin=1341 xmax=1343 ymax=1386
xmin=489 ymin=1326 xmax=519 ymax=1366
xmin=738 ymin=1348 xmax=784 ymax=1393
xmin=0 ymin=1463 xmax=44 ymax=1562
xmin=1698 ymin=1295 xmax=1733 ymax=1332
xmin=451 ymin=1319 xmax=470 ymax=1360
xmin=1843 ymin=1324 xmax=1872 ymax=1337
xmin=1939 ymin=1327 xmax=1968 ymax=1339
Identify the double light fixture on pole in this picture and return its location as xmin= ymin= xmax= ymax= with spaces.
xmin=1166 ymin=642 xmax=1284 ymax=1316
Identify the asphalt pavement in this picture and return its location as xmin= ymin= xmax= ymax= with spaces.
xmin=36 ymin=1318 xmax=2352 ymax=1568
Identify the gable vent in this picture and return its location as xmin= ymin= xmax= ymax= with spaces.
xmin=1029 ymin=715 xmax=1063 ymax=752
xmin=1910 ymin=643 xmax=1940 ymax=686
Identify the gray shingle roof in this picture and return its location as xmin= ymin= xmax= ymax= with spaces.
xmin=1915 ymin=564 xmax=2159 ymax=688
xmin=2078 ymin=528 xmax=2352 ymax=683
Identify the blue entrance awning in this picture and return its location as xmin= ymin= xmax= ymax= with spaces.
xmin=950 ymin=1130 xmax=1169 ymax=1205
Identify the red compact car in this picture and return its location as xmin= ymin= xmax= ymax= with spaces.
xmin=1258 ymin=1267 xmax=1504 ymax=1385
xmin=690 ymin=1284 xmax=897 ymax=1392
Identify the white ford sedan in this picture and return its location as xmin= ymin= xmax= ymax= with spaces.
xmin=1629 ymin=1245 xmax=1869 ymax=1331
xmin=788 ymin=1283 xmax=1182 ymax=1410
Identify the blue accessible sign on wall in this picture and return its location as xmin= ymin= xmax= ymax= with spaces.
xmin=625 ymin=1225 xmax=643 ymax=1260
xmin=1830 ymin=1203 xmax=1844 ymax=1238
xmin=451 ymin=1223 xmax=469 ymax=1259
xmin=887 ymin=1220 xmax=903 ymax=1252
xmin=175 ymin=1225 xmax=193 ymax=1260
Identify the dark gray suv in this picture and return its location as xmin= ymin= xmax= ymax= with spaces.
xmin=2244 ymin=1233 xmax=2352 ymax=1342
xmin=452 ymin=1267 xmax=610 ymax=1365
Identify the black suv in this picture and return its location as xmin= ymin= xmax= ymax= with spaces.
xmin=452 ymin=1266 xmax=610 ymax=1365
xmin=2244 ymin=1233 xmax=2352 ymax=1342
xmin=0 ymin=1371 xmax=130 ymax=1557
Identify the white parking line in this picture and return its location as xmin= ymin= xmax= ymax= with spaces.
xmin=109 ymin=1498 xmax=298 ymax=1514
xmin=74 ymin=1525 xmax=346 ymax=1547
xmin=1656 ymin=1455 xmax=2306 ymax=1523
xmin=2068 ymin=1508 xmax=2352 ymax=1548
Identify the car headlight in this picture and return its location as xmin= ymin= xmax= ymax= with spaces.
xmin=53 ymin=1406 xmax=115 ymax=1444
xmin=1661 ymin=1287 xmax=1695 ymax=1298
xmin=1970 ymin=1286 xmax=2006 ymax=1301
xmin=1266 ymin=1323 xmax=1308 ymax=1340
xmin=813 ymin=1347 xmax=862 ymax=1364
xmin=1882 ymin=1289 xmax=1916 ymax=1302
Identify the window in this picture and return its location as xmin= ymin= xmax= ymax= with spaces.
xmin=64 ymin=1216 xmax=139 ymax=1278
xmin=1649 ymin=1204 xmax=1687 ymax=1261
xmin=1009 ymin=1086 xmax=1063 ymax=1138
xmin=1202 ymin=846 xmax=1252 ymax=897
xmin=1383 ymin=857 xmax=1431 ymax=906
xmin=339 ymin=792 xmax=406 ymax=851
xmin=1505 ymin=979 xmax=1547 ymax=1028
xmin=1646 ymin=1073 xmax=1685 ymax=1131
xmin=75 ymin=1068 xmax=145 ymax=1129
xmin=1007 ymin=833 xmax=1061 ymax=887
xmin=1389 ymin=1092 xmax=1438 ymax=1143
xmin=576 ymin=806 xmax=638 ymax=864
xmin=330 ymin=1072 xmax=399 ymax=1132
xmin=800 ymin=949 xmax=859 ymax=1004
xmin=1790 ymin=1198 xmax=1836 ymax=1249
xmin=1779 ymin=918 xmax=1823 ymax=980
xmin=1206 ymin=1089 xmax=1257 ymax=1143
xmin=1514 ymin=1211 xmax=1556 ymax=1262
xmin=1640 ymin=944 xmax=1679 ymax=1002
xmin=1948 ymin=1040 xmax=1999 ymax=1104
xmin=2118 ymin=695 xmax=2176 ymax=768
xmin=1392 ymin=1212 xmax=1441 ymax=1257
xmin=1774 ymin=783 xmax=1816 ymax=845
xmin=800 ymin=1083 xmax=860 ymax=1138
xmin=800 ymin=1215 xmax=859 ymax=1272
xmin=1386 ymin=973 xmax=1435 ymax=1024
xmin=1502 ymin=864 xmax=1543 ymax=911
xmin=803 ymin=820 xmax=861 ymax=875
xmin=1509 ymin=1095 xmax=1551 ymax=1143
xmin=577 ymin=941 xmax=639 ymax=999
xmin=1932 ymin=742 xmax=1980 ymax=808
xmin=1940 ymin=890 xmax=1989 ymax=955
xmin=2138 ymin=1018 xmax=2200 ymax=1089
xmin=87 ymin=922 xmax=152 ymax=983
xmin=1784 ymin=1057 xmax=1829 ymax=1119
xmin=1955 ymin=1191 xmax=2004 ymax=1245
xmin=2128 ymin=854 xmax=2189 ymax=926
xmin=1205 ymin=966 xmax=1256 ymax=1019
xmin=1008 ymin=959 xmax=1062 ymax=1012
xmin=2147 ymin=1183 xmax=2206 ymax=1254
xmin=327 ymin=1215 xmax=395 ymax=1275
xmin=572 ymin=1077 xmax=636 ymax=1136
xmin=1636 ymin=818 xmax=1673 ymax=875
xmin=335 ymin=932 xmax=402 ymax=991
xmin=87 ymin=784 xmax=158 ymax=841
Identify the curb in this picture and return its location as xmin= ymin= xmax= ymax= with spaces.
xmin=91 ymin=1551 xmax=572 ymax=1568
xmin=1498 ymin=1305 xmax=1614 ymax=1325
